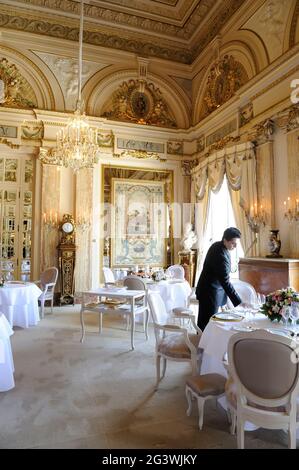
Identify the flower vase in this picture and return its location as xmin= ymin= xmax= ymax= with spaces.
xmin=266 ymin=229 xmax=282 ymax=258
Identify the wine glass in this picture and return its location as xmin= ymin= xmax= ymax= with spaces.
xmin=290 ymin=301 xmax=299 ymax=332
xmin=280 ymin=305 xmax=290 ymax=328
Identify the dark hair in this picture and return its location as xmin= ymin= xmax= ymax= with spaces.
xmin=222 ymin=227 xmax=241 ymax=241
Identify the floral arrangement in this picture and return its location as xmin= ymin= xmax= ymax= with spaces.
xmin=151 ymin=270 xmax=166 ymax=282
xmin=260 ymin=287 xmax=299 ymax=322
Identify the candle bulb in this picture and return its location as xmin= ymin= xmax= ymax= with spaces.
xmin=43 ymin=212 xmax=46 ymax=223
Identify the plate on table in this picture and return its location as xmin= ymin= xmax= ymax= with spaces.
xmin=6 ymin=281 xmax=26 ymax=286
xmin=212 ymin=312 xmax=244 ymax=322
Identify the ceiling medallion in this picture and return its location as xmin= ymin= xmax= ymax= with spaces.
xmin=102 ymin=79 xmax=176 ymax=128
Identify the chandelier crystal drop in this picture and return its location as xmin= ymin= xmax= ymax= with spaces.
xmin=41 ymin=0 xmax=98 ymax=171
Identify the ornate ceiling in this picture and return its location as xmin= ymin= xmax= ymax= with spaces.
xmin=0 ymin=0 xmax=246 ymax=64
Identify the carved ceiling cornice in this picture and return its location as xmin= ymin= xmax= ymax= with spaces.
xmin=0 ymin=0 xmax=246 ymax=64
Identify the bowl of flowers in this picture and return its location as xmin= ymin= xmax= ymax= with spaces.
xmin=260 ymin=287 xmax=299 ymax=322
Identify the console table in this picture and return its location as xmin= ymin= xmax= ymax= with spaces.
xmin=239 ymin=257 xmax=299 ymax=295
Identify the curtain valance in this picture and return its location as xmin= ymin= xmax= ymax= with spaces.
xmin=191 ymin=141 xmax=255 ymax=201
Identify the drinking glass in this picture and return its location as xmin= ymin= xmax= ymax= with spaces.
xmin=290 ymin=302 xmax=299 ymax=332
xmin=280 ymin=305 xmax=290 ymax=328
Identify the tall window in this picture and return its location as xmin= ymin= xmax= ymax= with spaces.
xmin=203 ymin=176 xmax=244 ymax=277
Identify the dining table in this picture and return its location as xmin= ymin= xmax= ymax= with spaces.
xmin=0 ymin=281 xmax=42 ymax=328
xmin=0 ymin=313 xmax=15 ymax=392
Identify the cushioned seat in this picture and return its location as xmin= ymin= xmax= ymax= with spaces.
xmin=158 ymin=332 xmax=200 ymax=359
xmin=185 ymin=373 xmax=226 ymax=430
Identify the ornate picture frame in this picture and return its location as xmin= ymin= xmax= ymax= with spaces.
xmin=111 ymin=178 xmax=167 ymax=267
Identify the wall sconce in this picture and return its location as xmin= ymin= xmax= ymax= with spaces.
xmin=245 ymin=203 xmax=266 ymax=233
xmin=284 ymin=197 xmax=299 ymax=222
xmin=43 ymin=210 xmax=59 ymax=231
xmin=76 ymin=216 xmax=91 ymax=233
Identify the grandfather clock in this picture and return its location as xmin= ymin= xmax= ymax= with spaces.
xmin=57 ymin=214 xmax=76 ymax=305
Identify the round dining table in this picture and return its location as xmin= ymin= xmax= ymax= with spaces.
xmin=0 ymin=282 xmax=42 ymax=328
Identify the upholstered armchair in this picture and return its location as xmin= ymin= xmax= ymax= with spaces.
xmin=227 ymin=329 xmax=299 ymax=449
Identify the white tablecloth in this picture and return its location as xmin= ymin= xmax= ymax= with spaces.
xmin=0 ymin=313 xmax=15 ymax=391
xmin=199 ymin=310 xmax=299 ymax=432
xmin=0 ymin=282 xmax=42 ymax=328
xmin=199 ymin=311 xmax=287 ymax=375
xmin=147 ymin=279 xmax=192 ymax=313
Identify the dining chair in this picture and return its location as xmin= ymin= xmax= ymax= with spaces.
xmin=147 ymin=291 xmax=202 ymax=389
xmin=35 ymin=266 xmax=58 ymax=318
xmin=123 ymin=275 xmax=149 ymax=335
xmin=102 ymin=267 xmax=116 ymax=284
xmin=226 ymin=279 xmax=258 ymax=309
xmin=227 ymin=329 xmax=299 ymax=448
xmin=166 ymin=265 xmax=185 ymax=280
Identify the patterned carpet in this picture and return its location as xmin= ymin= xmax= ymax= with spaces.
xmin=0 ymin=306 xmax=288 ymax=449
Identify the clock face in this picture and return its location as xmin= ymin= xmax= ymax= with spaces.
xmin=62 ymin=222 xmax=74 ymax=234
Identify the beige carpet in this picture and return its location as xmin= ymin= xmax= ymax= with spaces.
xmin=0 ymin=306 xmax=288 ymax=449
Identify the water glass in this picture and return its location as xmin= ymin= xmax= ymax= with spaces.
xmin=280 ymin=305 xmax=290 ymax=328
xmin=290 ymin=302 xmax=299 ymax=332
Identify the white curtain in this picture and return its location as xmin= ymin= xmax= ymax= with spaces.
xmin=191 ymin=141 xmax=258 ymax=275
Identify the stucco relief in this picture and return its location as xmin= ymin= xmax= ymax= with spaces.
xmin=34 ymin=52 xmax=100 ymax=110
xmin=243 ymin=0 xmax=292 ymax=62
xmin=102 ymin=79 xmax=176 ymax=128
xmin=0 ymin=58 xmax=36 ymax=109
xmin=200 ymin=55 xmax=248 ymax=118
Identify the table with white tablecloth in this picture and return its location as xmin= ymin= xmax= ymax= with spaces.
xmin=198 ymin=310 xmax=299 ymax=433
xmin=198 ymin=311 xmax=290 ymax=375
xmin=147 ymin=279 xmax=192 ymax=313
xmin=0 ymin=282 xmax=42 ymax=328
xmin=0 ymin=313 xmax=15 ymax=391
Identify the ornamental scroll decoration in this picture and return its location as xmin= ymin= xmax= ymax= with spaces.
xmin=0 ymin=58 xmax=36 ymax=109
xmin=102 ymin=79 xmax=176 ymax=128
xmin=201 ymin=55 xmax=248 ymax=117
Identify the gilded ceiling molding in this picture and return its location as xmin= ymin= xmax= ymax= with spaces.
xmin=200 ymin=55 xmax=248 ymax=118
xmin=289 ymin=0 xmax=299 ymax=47
xmin=6 ymin=0 xmax=232 ymax=42
xmin=0 ymin=11 xmax=191 ymax=64
xmin=190 ymin=0 xmax=246 ymax=60
xmin=0 ymin=58 xmax=36 ymax=109
xmin=102 ymin=79 xmax=176 ymax=128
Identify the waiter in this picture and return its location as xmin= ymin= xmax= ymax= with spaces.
xmin=196 ymin=227 xmax=242 ymax=331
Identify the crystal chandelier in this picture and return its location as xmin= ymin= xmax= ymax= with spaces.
xmin=42 ymin=0 xmax=98 ymax=171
